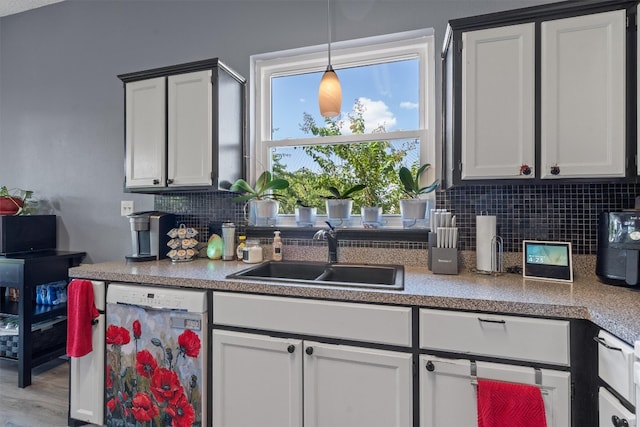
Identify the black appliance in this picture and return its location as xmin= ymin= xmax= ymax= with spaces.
xmin=0 ymin=215 xmax=56 ymax=255
xmin=596 ymin=211 xmax=640 ymax=286
xmin=125 ymin=211 xmax=175 ymax=262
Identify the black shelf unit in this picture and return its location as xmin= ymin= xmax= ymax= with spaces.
xmin=0 ymin=250 xmax=86 ymax=387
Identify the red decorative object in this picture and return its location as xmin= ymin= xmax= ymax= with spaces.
xmin=106 ymin=317 xmax=202 ymax=426
xmin=0 ymin=196 xmax=23 ymax=215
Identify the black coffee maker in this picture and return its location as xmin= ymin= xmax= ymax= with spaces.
xmin=125 ymin=211 xmax=176 ymax=262
xmin=596 ymin=211 xmax=640 ymax=286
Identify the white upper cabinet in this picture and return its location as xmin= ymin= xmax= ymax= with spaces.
xmin=540 ymin=10 xmax=626 ymax=179
xmin=167 ymin=70 xmax=213 ymax=187
xmin=443 ymin=3 xmax=632 ymax=186
xmin=461 ymin=23 xmax=535 ymax=180
xmin=120 ymin=58 xmax=245 ymax=193
xmin=124 ymin=77 xmax=166 ymax=189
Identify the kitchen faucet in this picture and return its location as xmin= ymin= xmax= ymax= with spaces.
xmin=313 ymin=221 xmax=338 ymax=263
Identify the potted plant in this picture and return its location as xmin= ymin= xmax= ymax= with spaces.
xmin=359 ymin=188 xmax=384 ymax=228
xmin=230 ymin=171 xmax=289 ymax=226
xmin=398 ymin=164 xmax=439 ymax=228
xmin=295 ymin=200 xmax=318 ymax=227
xmin=324 ymin=184 xmax=366 ymax=227
xmin=0 ymin=186 xmax=34 ymax=215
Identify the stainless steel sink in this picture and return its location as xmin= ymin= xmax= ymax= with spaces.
xmin=227 ymin=260 xmax=404 ymax=290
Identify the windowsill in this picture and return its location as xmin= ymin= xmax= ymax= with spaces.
xmin=246 ymin=215 xmax=430 ymax=242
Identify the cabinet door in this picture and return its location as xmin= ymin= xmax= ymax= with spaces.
xmin=461 ymin=23 xmax=535 ymax=180
xmin=125 ymin=77 xmax=166 ymax=188
xmin=419 ymin=356 xmax=571 ymax=427
xmin=541 ymin=10 xmax=626 ymax=179
xmin=303 ymin=341 xmax=412 ymax=427
xmin=212 ymin=330 xmax=303 ymax=427
xmin=167 ymin=70 xmax=213 ymax=187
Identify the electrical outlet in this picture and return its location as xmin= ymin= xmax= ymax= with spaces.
xmin=121 ymin=200 xmax=134 ymax=217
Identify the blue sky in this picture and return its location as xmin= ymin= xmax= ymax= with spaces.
xmin=272 ymin=58 xmax=419 ymax=139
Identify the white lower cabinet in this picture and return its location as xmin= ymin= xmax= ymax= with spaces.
xmin=212 ymin=329 xmax=413 ymax=427
xmin=419 ymin=356 xmax=571 ymax=427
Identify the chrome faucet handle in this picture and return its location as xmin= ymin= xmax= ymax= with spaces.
xmin=313 ymin=229 xmax=327 ymax=240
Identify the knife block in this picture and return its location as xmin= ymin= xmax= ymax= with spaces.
xmin=430 ymin=247 xmax=458 ymax=275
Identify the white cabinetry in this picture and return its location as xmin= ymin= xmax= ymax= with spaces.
xmin=596 ymin=330 xmax=636 ymax=427
xmin=461 ymin=23 xmax=535 ymax=180
xmin=212 ymin=293 xmax=413 ymax=427
xmin=124 ymin=77 xmax=166 ymax=189
xmin=444 ymin=4 xmax=629 ymax=185
xmin=540 ymin=10 xmax=626 ymax=179
xmin=119 ymin=58 xmax=245 ymax=192
xmin=418 ymin=308 xmax=571 ymax=427
xmin=126 ymin=71 xmax=214 ymax=189
xmin=167 ymin=70 xmax=214 ymax=187
xmin=420 ymin=356 xmax=570 ymax=427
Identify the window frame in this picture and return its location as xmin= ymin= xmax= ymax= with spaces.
xmin=249 ymin=29 xmax=436 ymax=227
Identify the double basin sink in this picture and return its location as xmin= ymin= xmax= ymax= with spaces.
xmin=227 ymin=260 xmax=404 ymax=290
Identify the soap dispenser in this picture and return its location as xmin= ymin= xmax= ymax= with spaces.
xmin=272 ymin=230 xmax=283 ymax=261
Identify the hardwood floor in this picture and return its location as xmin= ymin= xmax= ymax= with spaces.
xmin=0 ymin=356 xmax=72 ymax=427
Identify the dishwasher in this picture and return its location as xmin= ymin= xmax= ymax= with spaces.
xmin=105 ymin=283 xmax=208 ymax=427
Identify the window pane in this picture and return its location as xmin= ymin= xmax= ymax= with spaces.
xmin=271 ymin=58 xmax=419 ymax=140
xmin=272 ymin=138 xmax=420 ymax=214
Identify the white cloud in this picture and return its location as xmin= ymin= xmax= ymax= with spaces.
xmin=341 ymin=97 xmax=396 ymax=133
xmin=400 ymin=101 xmax=418 ymax=110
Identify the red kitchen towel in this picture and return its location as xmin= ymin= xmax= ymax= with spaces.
xmin=477 ymin=379 xmax=548 ymax=427
xmin=66 ymin=279 xmax=99 ymax=357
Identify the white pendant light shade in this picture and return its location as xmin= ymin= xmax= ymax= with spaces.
xmin=319 ymin=66 xmax=342 ymax=118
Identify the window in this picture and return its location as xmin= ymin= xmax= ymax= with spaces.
xmin=250 ymin=29 xmax=436 ymax=226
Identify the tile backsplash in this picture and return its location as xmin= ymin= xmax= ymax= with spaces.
xmin=155 ymin=182 xmax=640 ymax=255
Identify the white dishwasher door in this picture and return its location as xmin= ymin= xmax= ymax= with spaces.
xmin=419 ymin=355 xmax=571 ymax=427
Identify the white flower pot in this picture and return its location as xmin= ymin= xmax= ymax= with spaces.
xmin=326 ymin=199 xmax=353 ymax=227
xmin=400 ymin=198 xmax=430 ymax=228
xmin=248 ymin=199 xmax=279 ymax=227
xmin=361 ymin=206 xmax=383 ymax=228
xmin=295 ymin=206 xmax=317 ymax=227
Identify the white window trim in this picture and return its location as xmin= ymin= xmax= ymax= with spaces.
xmin=249 ymin=29 xmax=436 ymax=228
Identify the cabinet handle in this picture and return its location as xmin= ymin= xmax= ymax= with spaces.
xmin=153 ymin=179 xmax=160 ymax=185
xmin=167 ymin=179 xmax=174 ymax=184
xmin=425 ymin=360 xmax=435 ymax=372
xmin=621 ymin=419 xmax=629 ymax=427
xmin=477 ymin=317 xmax=506 ymax=324
xmin=593 ymin=336 xmax=622 ymax=352
xmin=550 ymin=165 xmax=560 ymax=175
xmin=287 ymin=344 xmax=295 ymax=354
xmin=305 ymin=346 xmax=314 ymax=355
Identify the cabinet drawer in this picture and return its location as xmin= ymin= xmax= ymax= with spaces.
xmin=419 ymin=309 xmax=569 ymax=365
xmin=597 ymin=330 xmax=635 ymax=404
xmin=213 ymin=292 xmax=412 ymax=347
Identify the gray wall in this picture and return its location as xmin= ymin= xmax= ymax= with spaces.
xmin=0 ymin=0 xmax=559 ymax=263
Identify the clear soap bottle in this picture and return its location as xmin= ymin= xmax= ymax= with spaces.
xmin=272 ymin=230 xmax=283 ymax=261
xmin=236 ymin=235 xmax=246 ymax=261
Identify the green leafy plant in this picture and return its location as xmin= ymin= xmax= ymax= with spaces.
xmin=398 ymin=164 xmax=439 ymax=198
xmin=230 ymin=171 xmax=290 ymax=202
xmin=325 ymin=183 xmax=366 ymax=200
xmin=0 ymin=186 xmax=34 ymax=215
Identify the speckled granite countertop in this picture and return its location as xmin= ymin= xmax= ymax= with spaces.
xmin=69 ymin=258 xmax=640 ymax=345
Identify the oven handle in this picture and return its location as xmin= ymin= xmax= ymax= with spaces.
xmin=593 ymin=336 xmax=623 ymax=352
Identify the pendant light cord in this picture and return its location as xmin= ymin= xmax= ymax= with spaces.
xmin=327 ymin=0 xmax=332 ymax=68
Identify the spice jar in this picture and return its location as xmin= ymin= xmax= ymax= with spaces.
xmin=242 ymin=239 xmax=263 ymax=264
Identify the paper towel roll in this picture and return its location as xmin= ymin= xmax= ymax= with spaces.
xmin=476 ymin=215 xmax=496 ymax=272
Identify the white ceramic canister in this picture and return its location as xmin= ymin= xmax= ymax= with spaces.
xmin=242 ymin=239 xmax=263 ymax=263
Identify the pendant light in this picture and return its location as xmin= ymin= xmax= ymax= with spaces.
xmin=318 ymin=0 xmax=342 ymax=118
